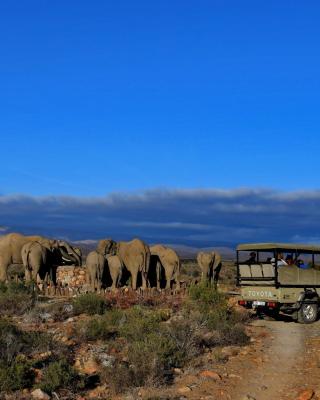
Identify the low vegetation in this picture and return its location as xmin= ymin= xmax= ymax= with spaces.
xmin=77 ymin=284 xmax=248 ymax=394
xmin=0 ymin=282 xmax=36 ymax=316
xmin=0 ymin=266 xmax=248 ymax=397
xmin=72 ymin=292 xmax=111 ymax=315
xmin=0 ymin=318 xmax=81 ymax=395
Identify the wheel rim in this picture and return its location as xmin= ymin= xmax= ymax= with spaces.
xmin=303 ymin=304 xmax=316 ymax=321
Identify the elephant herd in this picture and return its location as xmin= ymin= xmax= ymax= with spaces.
xmin=0 ymin=233 xmax=81 ymax=284
xmin=0 ymin=233 xmax=223 ymax=291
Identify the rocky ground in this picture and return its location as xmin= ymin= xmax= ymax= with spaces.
xmin=7 ymin=299 xmax=320 ymax=400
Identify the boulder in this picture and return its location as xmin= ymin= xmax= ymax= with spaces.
xmin=297 ymin=389 xmax=314 ymax=400
xmin=31 ymin=389 xmax=50 ymax=400
xmin=200 ymin=370 xmax=222 ymax=381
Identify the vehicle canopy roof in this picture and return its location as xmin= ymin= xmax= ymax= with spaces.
xmin=237 ymin=243 xmax=320 ymax=254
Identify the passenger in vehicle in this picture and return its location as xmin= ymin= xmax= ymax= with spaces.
xmin=271 ymin=253 xmax=288 ymax=267
xmin=297 ymin=259 xmax=308 ymax=269
xmin=285 ymin=254 xmax=295 ymax=265
xmin=245 ymin=252 xmax=257 ymax=264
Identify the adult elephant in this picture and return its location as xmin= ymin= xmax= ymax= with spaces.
xmin=0 ymin=233 xmax=81 ymax=282
xmin=97 ymin=238 xmax=150 ymax=290
xmin=150 ymin=245 xmax=180 ymax=290
xmin=106 ymin=255 xmax=123 ymax=290
xmin=197 ymin=251 xmax=222 ymax=287
xmin=86 ymin=250 xmax=123 ymax=291
xmin=86 ymin=250 xmax=105 ymax=292
xmin=21 ymin=241 xmax=57 ymax=284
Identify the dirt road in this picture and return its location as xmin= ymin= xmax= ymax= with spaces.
xmin=231 ymin=317 xmax=320 ymax=400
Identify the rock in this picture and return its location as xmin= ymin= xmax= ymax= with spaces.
xmin=39 ymin=312 xmax=53 ymax=322
xmin=221 ymin=346 xmax=240 ymax=357
xmin=178 ymin=386 xmax=192 ymax=394
xmin=63 ymin=303 xmax=73 ymax=313
xmin=31 ymin=389 xmax=51 ymax=400
xmin=174 ymin=367 xmax=183 ymax=375
xmin=98 ymin=353 xmax=115 ymax=368
xmin=228 ymin=373 xmax=241 ymax=379
xmin=241 ymin=396 xmax=256 ymax=400
xmin=297 ymin=389 xmax=314 ymax=400
xmin=75 ymin=357 xmax=99 ymax=375
xmin=200 ymin=370 xmax=222 ymax=381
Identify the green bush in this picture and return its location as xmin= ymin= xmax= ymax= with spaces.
xmin=188 ymin=283 xmax=226 ymax=305
xmin=0 ymin=282 xmax=36 ymax=316
xmin=73 ymin=293 xmax=110 ymax=315
xmin=39 ymin=358 xmax=77 ymax=393
xmin=119 ymin=306 xmax=169 ymax=341
xmin=0 ymin=319 xmax=53 ymax=363
xmin=186 ymin=283 xmax=249 ymax=346
xmin=0 ymin=358 xmax=35 ymax=391
xmin=79 ymin=308 xmax=123 ymax=340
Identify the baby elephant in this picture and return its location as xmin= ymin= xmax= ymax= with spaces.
xmin=106 ymin=255 xmax=123 ymax=290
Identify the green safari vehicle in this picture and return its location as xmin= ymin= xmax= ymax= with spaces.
xmin=236 ymin=243 xmax=320 ymax=323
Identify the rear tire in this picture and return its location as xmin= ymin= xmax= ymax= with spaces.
xmin=297 ymin=302 xmax=318 ymax=324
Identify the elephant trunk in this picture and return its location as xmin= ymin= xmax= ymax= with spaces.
xmin=58 ymin=241 xmax=82 ymax=266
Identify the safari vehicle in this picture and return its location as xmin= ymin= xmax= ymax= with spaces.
xmin=236 ymin=243 xmax=320 ymax=323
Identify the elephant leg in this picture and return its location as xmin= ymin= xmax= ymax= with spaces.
xmin=156 ymin=261 xmax=161 ymax=290
xmin=89 ymin=274 xmax=95 ymax=292
xmin=110 ymin=270 xmax=116 ymax=290
xmin=165 ymin=266 xmax=175 ymax=290
xmin=165 ymin=272 xmax=171 ymax=290
xmin=174 ymin=270 xmax=180 ymax=290
xmin=213 ymin=263 xmax=222 ymax=289
xmin=201 ymin=268 xmax=208 ymax=283
xmin=131 ymin=271 xmax=138 ymax=290
xmin=110 ymin=274 xmax=116 ymax=290
xmin=141 ymin=271 xmax=147 ymax=290
xmin=25 ymin=268 xmax=31 ymax=282
xmin=117 ymin=269 xmax=123 ymax=288
xmin=0 ymin=257 xmax=9 ymax=282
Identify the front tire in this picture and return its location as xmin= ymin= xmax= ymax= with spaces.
xmin=297 ymin=302 xmax=318 ymax=324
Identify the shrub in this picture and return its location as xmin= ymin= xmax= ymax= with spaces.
xmin=39 ymin=358 xmax=77 ymax=393
xmin=119 ymin=306 xmax=169 ymax=341
xmin=78 ymin=308 xmax=124 ymax=341
xmin=186 ymin=283 xmax=249 ymax=346
xmin=73 ymin=293 xmax=110 ymax=315
xmin=0 ymin=358 xmax=35 ymax=391
xmin=0 ymin=319 xmax=53 ymax=364
xmin=0 ymin=282 xmax=36 ymax=316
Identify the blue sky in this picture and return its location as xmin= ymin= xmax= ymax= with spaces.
xmin=1 ymin=2 xmax=320 ymax=244
xmin=1 ymin=1 xmax=320 ymax=196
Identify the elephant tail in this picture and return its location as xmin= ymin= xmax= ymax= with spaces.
xmin=25 ymin=247 xmax=32 ymax=271
xmin=213 ymin=253 xmax=222 ymax=284
xmin=142 ymin=249 xmax=150 ymax=286
xmin=174 ymin=258 xmax=181 ymax=284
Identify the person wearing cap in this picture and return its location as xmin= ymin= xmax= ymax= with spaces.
xmin=245 ymin=252 xmax=257 ymax=264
